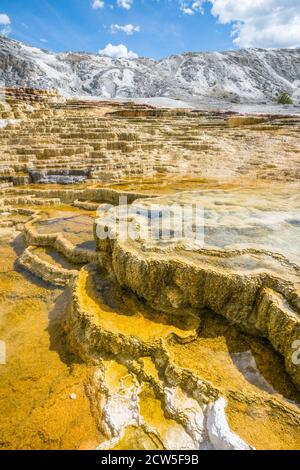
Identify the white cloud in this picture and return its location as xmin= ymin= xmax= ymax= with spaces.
xmin=0 ymin=13 xmax=11 ymax=36
xmin=179 ymin=0 xmax=300 ymax=48
xmin=209 ymin=0 xmax=300 ymax=48
xmin=180 ymin=1 xmax=204 ymax=15
xmin=92 ymin=0 xmax=105 ymax=9
xmin=192 ymin=1 xmax=205 ymax=13
xmin=110 ymin=23 xmax=140 ymax=35
xmin=99 ymin=43 xmax=138 ymax=58
xmin=117 ymin=0 xmax=133 ymax=10
xmin=181 ymin=7 xmax=194 ymax=15
xmin=40 ymin=38 xmax=48 ymax=43
xmin=0 ymin=14 xmax=10 ymax=25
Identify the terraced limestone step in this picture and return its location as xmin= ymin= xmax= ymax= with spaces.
xmin=95 ymin=188 xmax=300 ymax=391
xmin=1 ymin=88 xmax=300 ymax=187
xmin=1 ymin=88 xmax=300 ymax=450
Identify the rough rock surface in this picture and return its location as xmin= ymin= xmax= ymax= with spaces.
xmin=95 ymin=190 xmax=300 ymax=390
xmin=1 ymin=36 xmax=300 ymax=104
xmin=1 ymin=89 xmax=300 ymax=450
xmin=0 ymin=87 xmax=300 ymax=188
xmin=66 ymin=264 xmax=300 ymax=450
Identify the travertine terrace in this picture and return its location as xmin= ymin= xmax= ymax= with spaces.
xmin=0 ymin=88 xmax=300 ymax=450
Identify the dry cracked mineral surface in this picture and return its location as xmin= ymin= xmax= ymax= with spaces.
xmin=0 ymin=88 xmax=300 ymax=450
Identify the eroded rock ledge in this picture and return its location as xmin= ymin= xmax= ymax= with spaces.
xmin=94 ymin=190 xmax=300 ymax=391
xmin=1 ymin=91 xmax=300 ymax=449
xmin=66 ymin=264 xmax=300 ymax=449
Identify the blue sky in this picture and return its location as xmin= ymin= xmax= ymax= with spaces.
xmin=0 ymin=1 xmax=299 ymax=59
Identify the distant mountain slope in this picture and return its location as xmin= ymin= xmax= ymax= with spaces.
xmin=0 ymin=36 xmax=299 ymax=103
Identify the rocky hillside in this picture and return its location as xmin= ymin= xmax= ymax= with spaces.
xmin=0 ymin=35 xmax=299 ymax=103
